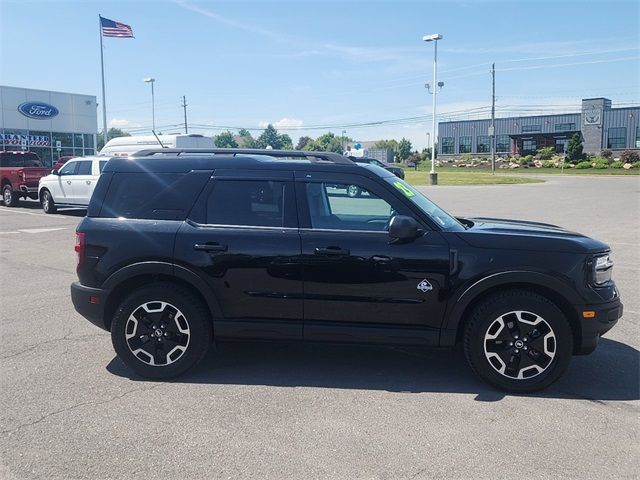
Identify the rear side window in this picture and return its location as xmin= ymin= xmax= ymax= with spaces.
xmin=206 ymin=180 xmax=286 ymax=227
xmin=100 ymin=172 xmax=210 ymax=220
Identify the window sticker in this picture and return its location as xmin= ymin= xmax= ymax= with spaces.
xmin=393 ymin=181 xmax=415 ymax=198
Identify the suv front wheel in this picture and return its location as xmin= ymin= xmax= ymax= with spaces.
xmin=464 ymin=290 xmax=573 ymax=392
xmin=111 ymin=283 xmax=212 ymax=379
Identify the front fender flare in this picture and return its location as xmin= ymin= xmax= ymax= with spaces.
xmin=441 ymin=270 xmax=583 ymax=343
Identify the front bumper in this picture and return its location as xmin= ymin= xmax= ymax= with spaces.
xmin=71 ymin=282 xmax=110 ymax=331
xmin=573 ymin=297 xmax=623 ymax=354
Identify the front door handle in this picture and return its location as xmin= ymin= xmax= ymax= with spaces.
xmin=315 ymin=246 xmax=350 ymax=256
xmin=86 ymin=180 xmax=91 ymax=185
xmin=194 ymin=243 xmax=227 ymax=252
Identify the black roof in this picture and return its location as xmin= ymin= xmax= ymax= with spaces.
xmin=101 ymin=148 xmax=391 ymax=178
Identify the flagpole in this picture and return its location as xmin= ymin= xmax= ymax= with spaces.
xmin=99 ymin=14 xmax=108 ymax=148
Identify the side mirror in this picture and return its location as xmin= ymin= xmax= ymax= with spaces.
xmin=51 ymin=169 xmax=59 ymax=175
xmin=388 ymin=215 xmax=421 ymax=242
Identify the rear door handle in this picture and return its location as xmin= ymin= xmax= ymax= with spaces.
xmin=194 ymin=243 xmax=227 ymax=252
xmin=315 ymin=246 xmax=350 ymax=256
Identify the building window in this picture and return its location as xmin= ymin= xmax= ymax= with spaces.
xmin=522 ymin=139 xmax=537 ymax=153
xmin=636 ymin=127 xmax=640 ymax=148
xmin=441 ymin=137 xmax=454 ymax=154
xmin=476 ymin=136 xmax=490 ymax=153
xmin=496 ymin=135 xmax=510 ymax=153
xmin=84 ymin=134 xmax=95 ymax=149
xmin=555 ymin=123 xmax=576 ymax=132
xmin=607 ymin=127 xmax=626 ymax=149
xmin=73 ymin=133 xmax=84 ymax=149
xmin=52 ymin=132 xmax=73 ymax=148
xmin=555 ymin=138 xmax=568 ymax=154
xmin=522 ymin=125 xmax=541 ymax=133
xmin=459 ymin=136 xmax=472 ymax=154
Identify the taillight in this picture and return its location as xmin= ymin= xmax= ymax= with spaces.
xmin=75 ymin=232 xmax=86 ymax=268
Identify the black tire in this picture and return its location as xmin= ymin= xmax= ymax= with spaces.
xmin=40 ymin=189 xmax=57 ymax=214
xmin=2 ymin=185 xmax=19 ymax=207
xmin=111 ymin=283 xmax=213 ymax=379
xmin=464 ymin=289 xmax=573 ymax=393
xmin=346 ymin=185 xmax=361 ymax=198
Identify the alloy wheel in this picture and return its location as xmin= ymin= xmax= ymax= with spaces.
xmin=125 ymin=301 xmax=191 ymax=366
xmin=483 ymin=310 xmax=556 ymax=380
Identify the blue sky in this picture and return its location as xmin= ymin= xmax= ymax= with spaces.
xmin=1 ymin=0 xmax=639 ymax=149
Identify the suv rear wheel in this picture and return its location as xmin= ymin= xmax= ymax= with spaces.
xmin=111 ymin=283 xmax=212 ymax=379
xmin=346 ymin=184 xmax=361 ymax=197
xmin=464 ymin=290 xmax=573 ymax=392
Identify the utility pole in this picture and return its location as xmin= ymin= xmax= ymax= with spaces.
xmin=181 ymin=95 xmax=188 ymax=134
xmin=490 ymin=62 xmax=496 ymax=174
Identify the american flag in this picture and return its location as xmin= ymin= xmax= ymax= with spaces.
xmin=100 ymin=16 xmax=134 ymax=38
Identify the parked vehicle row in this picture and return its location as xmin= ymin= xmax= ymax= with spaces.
xmin=0 ymin=151 xmax=50 ymax=207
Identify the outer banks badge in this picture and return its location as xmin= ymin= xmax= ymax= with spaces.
xmin=417 ymin=279 xmax=433 ymax=293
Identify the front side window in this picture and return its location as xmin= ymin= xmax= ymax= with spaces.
xmin=459 ymin=136 xmax=472 ymax=154
xmin=58 ymin=161 xmax=78 ymax=176
xmin=441 ymin=137 xmax=454 ymax=154
xmin=305 ymin=182 xmax=393 ymax=232
xmin=206 ymin=180 xmax=285 ymax=227
xmin=607 ymin=127 xmax=626 ymax=149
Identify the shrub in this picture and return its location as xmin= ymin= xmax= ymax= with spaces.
xmin=542 ymin=160 xmax=556 ymax=168
xmin=537 ymin=147 xmax=555 ymax=160
xmin=519 ymin=154 xmax=534 ymax=165
xmin=575 ymin=161 xmax=592 ymax=169
xmin=610 ymin=161 xmax=624 ymax=168
xmin=592 ymin=159 xmax=609 ymax=169
xmin=601 ymin=149 xmax=613 ymax=159
xmin=620 ymin=149 xmax=640 ymax=163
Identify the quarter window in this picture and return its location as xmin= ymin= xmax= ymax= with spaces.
xmin=206 ymin=180 xmax=286 ymax=227
xmin=607 ymin=127 xmax=626 ymax=149
xmin=305 ymin=182 xmax=393 ymax=232
xmin=458 ymin=136 xmax=472 ymax=154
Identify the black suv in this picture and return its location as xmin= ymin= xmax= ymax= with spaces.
xmin=71 ymin=148 xmax=622 ymax=392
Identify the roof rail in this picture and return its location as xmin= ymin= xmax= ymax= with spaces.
xmin=131 ymin=148 xmax=354 ymax=165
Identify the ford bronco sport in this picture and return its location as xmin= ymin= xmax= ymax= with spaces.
xmin=71 ymin=148 xmax=622 ymax=392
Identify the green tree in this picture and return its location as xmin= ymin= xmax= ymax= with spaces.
xmin=374 ymin=139 xmax=399 ymax=152
xmin=237 ymin=128 xmax=257 ymax=148
xmin=304 ymin=132 xmax=344 ymax=153
xmin=397 ymin=138 xmax=412 ymax=162
xmin=256 ymin=124 xmax=292 ymax=150
xmin=566 ymin=133 xmax=585 ymax=162
xmin=97 ymin=127 xmax=131 ymax=150
xmin=296 ymin=136 xmax=312 ymax=150
xmin=213 ymin=131 xmax=238 ymax=148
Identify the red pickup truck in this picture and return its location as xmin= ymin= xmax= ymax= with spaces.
xmin=0 ymin=151 xmax=51 ymax=207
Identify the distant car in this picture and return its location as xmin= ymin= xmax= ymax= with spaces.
xmin=0 ymin=151 xmax=50 ymax=207
xmin=344 ymin=156 xmax=405 ymax=197
xmin=53 ymin=155 xmax=75 ymax=171
xmin=350 ymin=156 xmax=405 ymax=179
xmin=38 ymin=156 xmax=108 ymax=213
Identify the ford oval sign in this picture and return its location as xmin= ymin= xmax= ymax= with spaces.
xmin=18 ymin=102 xmax=59 ymax=119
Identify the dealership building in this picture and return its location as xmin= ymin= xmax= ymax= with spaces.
xmin=0 ymin=85 xmax=98 ymax=166
xmin=438 ymin=98 xmax=640 ymax=157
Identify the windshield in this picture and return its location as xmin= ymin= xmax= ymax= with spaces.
xmin=384 ymin=176 xmax=465 ymax=232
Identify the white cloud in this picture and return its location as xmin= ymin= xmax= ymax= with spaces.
xmin=258 ymin=118 xmax=304 ymax=129
xmin=109 ymin=118 xmax=131 ymax=127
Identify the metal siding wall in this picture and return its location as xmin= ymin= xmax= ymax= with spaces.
xmin=603 ymin=108 xmax=640 ymax=149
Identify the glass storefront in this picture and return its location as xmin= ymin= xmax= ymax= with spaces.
xmin=0 ymin=129 xmax=96 ymax=167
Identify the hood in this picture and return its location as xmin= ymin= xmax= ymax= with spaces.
xmin=457 ymin=216 xmax=609 ymax=254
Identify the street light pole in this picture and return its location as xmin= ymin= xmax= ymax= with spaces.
xmin=423 ymin=33 xmax=442 ymax=186
xmin=144 ymin=77 xmax=156 ymax=132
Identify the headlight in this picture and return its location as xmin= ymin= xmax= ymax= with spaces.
xmin=592 ymin=254 xmax=614 ymax=285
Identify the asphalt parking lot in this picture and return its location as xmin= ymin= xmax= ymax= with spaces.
xmin=0 ymin=174 xmax=638 ymax=480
